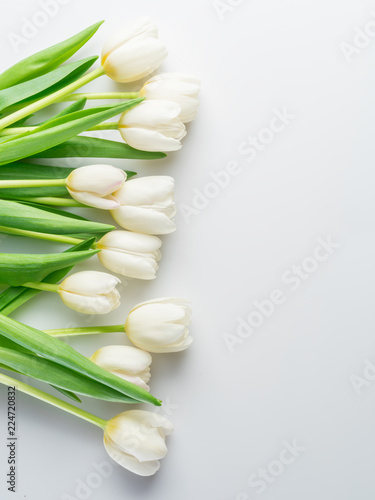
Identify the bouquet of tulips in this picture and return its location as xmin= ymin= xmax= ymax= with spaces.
xmin=0 ymin=17 xmax=199 ymax=476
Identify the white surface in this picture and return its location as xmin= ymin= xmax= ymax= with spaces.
xmin=1 ymin=0 xmax=375 ymax=498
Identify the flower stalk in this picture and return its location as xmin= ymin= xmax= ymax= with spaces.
xmin=60 ymin=91 xmax=140 ymax=101
xmin=0 ymin=372 xmax=107 ymax=429
xmin=0 ymin=66 xmax=105 ymax=131
xmin=45 ymin=325 xmax=124 ymax=337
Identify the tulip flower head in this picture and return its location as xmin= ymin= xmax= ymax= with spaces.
xmin=111 ymin=176 xmax=176 ymax=235
xmin=125 ymin=298 xmax=193 ymax=353
xmin=58 ymin=271 xmax=121 ymax=314
xmin=140 ymin=73 xmax=201 ymax=123
xmin=104 ymin=410 xmax=173 ymax=476
xmin=101 ymin=17 xmax=167 ymax=83
xmin=66 ymin=165 xmax=126 ymax=209
xmin=97 ymin=230 xmax=162 ymax=280
xmin=118 ymin=100 xmax=186 ymax=152
xmin=91 ymin=345 xmax=152 ymax=391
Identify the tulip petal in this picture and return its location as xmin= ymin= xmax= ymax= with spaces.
xmin=104 ymin=436 xmax=161 ymax=476
xmin=120 ymin=127 xmax=182 ymax=152
xmin=111 ymin=205 xmax=176 ymax=235
xmin=91 ymin=345 xmax=151 ymax=373
xmin=67 ymin=188 xmax=121 ymax=210
xmin=101 ymin=17 xmax=158 ymax=62
xmin=60 ymin=271 xmax=121 ymax=295
xmin=98 ymin=249 xmax=158 ymax=280
xmin=59 ymin=290 xmax=120 ymax=314
xmin=66 ymin=165 xmax=126 ymax=196
xmin=104 ymin=38 xmax=167 ymax=83
xmin=114 ymin=176 xmax=175 ymax=206
xmin=99 ymin=230 xmax=162 ymax=254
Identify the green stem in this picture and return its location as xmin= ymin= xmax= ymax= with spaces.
xmin=60 ymin=91 xmax=140 ymax=101
xmin=0 ymin=179 xmax=66 ymax=189
xmin=45 ymin=325 xmax=124 ymax=337
xmin=0 ymin=126 xmax=34 ymax=136
xmin=22 ymin=282 xmax=60 ymax=293
xmin=16 ymin=196 xmax=84 ymax=207
xmin=0 ymin=225 xmax=83 ymax=245
xmin=0 ymin=66 xmax=106 ymax=131
xmin=0 ymin=372 xmax=107 ymax=429
xmin=0 ymin=121 xmax=119 ymax=137
xmin=90 ymin=122 xmax=119 ymax=130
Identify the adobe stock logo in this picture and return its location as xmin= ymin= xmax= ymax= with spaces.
xmin=340 ymin=11 xmax=375 ymax=63
xmin=179 ymin=107 xmax=295 ymax=224
xmin=212 ymin=0 xmax=246 ymax=21
xmin=235 ymin=439 xmax=306 ymax=499
xmin=8 ymin=0 xmax=72 ymax=53
xmin=223 ymin=236 xmax=340 ymax=353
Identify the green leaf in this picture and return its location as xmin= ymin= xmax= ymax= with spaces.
xmin=0 ymin=314 xmax=161 ymax=406
xmin=0 ymin=57 xmax=97 ymax=113
xmin=0 ymin=162 xmax=136 ymax=199
xmin=0 ymin=100 xmax=144 ymax=165
xmin=0 ymin=21 xmax=103 ymax=90
xmin=31 ymin=136 xmax=167 ymax=160
xmin=0 ymin=199 xmax=114 ymax=235
xmin=0 ymin=238 xmax=95 ymax=315
xmin=0 ymin=347 xmax=137 ymax=402
xmin=36 ymin=98 xmax=87 ymax=125
xmin=53 ymin=388 xmax=81 ymax=403
xmin=0 ymin=249 xmax=98 ymax=286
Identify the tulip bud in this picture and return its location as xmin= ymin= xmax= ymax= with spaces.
xmin=118 ymin=100 xmax=186 ymax=152
xmin=110 ymin=176 xmax=176 ymax=235
xmin=125 ymin=298 xmax=193 ymax=353
xmin=66 ymin=165 xmax=126 ymax=209
xmin=101 ymin=17 xmax=167 ymax=83
xmin=58 ymin=271 xmax=121 ymax=314
xmin=97 ymin=230 xmax=162 ymax=280
xmin=140 ymin=73 xmax=201 ymax=123
xmin=90 ymin=345 xmax=152 ymax=392
xmin=104 ymin=410 xmax=173 ymax=476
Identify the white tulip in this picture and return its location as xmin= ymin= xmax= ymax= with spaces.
xmin=125 ymin=298 xmax=193 ymax=353
xmin=97 ymin=230 xmax=162 ymax=280
xmin=66 ymin=165 xmax=126 ymax=210
xmin=140 ymin=73 xmax=201 ymax=123
xmin=111 ymin=176 xmax=176 ymax=235
xmin=90 ymin=345 xmax=152 ymax=392
xmin=118 ymin=100 xmax=186 ymax=152
xmin=58 ymin=271 xmax=121 ymax=314
xmin=104 ymin=410 xmax=173 ymax=476
xmin=101 ymin=17 xmax=167 ymax=83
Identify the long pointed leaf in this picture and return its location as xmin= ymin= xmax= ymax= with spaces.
xmin=0 ymin=199 xmax=114 ymax=235
xmin=31 ymin=136 xmax=167 ymax=160
xmin=0 ymin=249 xmax=98 ymax=286
xmin=0 ymin=99 xmax=144 ymax=165
xmin=0 ymin=21 xmax=103 ymax=90
xmin=0 ymin=315 xmax=161 ymax=406
xmin=0 ymin=347 xmax=136 ymax=403
xmin=0 ymin=57 xmax=97 ymax=113
xmin=0 ymin=238 xmax=95 ymax=315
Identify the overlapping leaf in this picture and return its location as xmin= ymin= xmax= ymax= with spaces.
xmin=0 ymin=21 xmax=103 ymax=90
xmin=0 ymin=238 xmax=95 ymax=315
xmin=0 ymin=314 xmax=161 ymax=406
xmin=0 ymin=199 xmax=114 ymax=234
xmin=0 ymin=347 xmax=137 ymax=402
xmin=31 ymin=136 xmax=167 ymax=160
xmin=0 ymin=57 xmax=97 ymax=113
xmin=0 ymin=249 xmax=97 ymax=286
xmin=0 ymin=99 xmax=144 ymax=165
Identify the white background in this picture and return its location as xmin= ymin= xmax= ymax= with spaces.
xmin=1 ymin=0 xmax=375 ymax=498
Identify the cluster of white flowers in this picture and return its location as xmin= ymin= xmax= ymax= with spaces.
xmin=47 ymin=18 xmax=199 ymax=476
